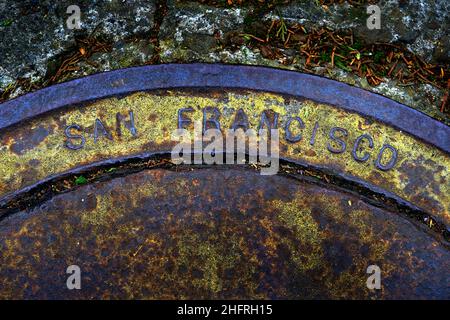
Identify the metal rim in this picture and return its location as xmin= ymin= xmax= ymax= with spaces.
xmin=0 ymin=63 xmax=449 ymax=153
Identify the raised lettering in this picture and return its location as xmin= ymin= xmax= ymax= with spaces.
xmin=230 ymin=108 xmax=249 ymax=131
xmin=203 ymin=107 xmax=221 ymax=132
xmin=310 ymin=121 xmax=319 ymax=146
xmin=352 ymin=134 xmax=374 ymax=162
xmin=375 ymin=144 xmax=398 ymax=171
xmin=64 ymin=124 xmax=85 ymax=150
xmin=327 ymin=127 xmax=348 ymax=154
xmin=284 ymin=116 xmax=305 ymax=143
xmin=94 ymin=119 xmax=113 ymax=143
xmin=116 ymin=111 xmax=137 ymax=137
xmin=178 ymin=107 xmax=194 ymax=129
xmin=258 ymin=109 xmax=279 ymax=132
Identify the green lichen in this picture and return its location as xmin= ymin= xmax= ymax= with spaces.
xmin=1 ymin=18 xmax=13 ymax=27
xmin=74 ymin=176 xmax=88 ymax=185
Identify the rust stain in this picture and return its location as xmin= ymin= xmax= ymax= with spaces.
xmin=0 ymin=89 xmax=448 ymax=226
xmin=0 ymin=168 xmax=448 ymax=299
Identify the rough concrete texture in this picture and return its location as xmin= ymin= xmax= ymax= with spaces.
xmin=0 ymin=0 xmax=156 ymax=92
xmin=273 ymin=0 xmax=449 ymax=63
xmin=0 ymin=0 xmax=448 ymax=123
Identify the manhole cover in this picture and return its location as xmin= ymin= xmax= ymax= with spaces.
xmin=0 ymin=64 xmax=448 ymax=299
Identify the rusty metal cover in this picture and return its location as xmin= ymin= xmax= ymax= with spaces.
xmin=0 ymin=64 xmax=448 ymax=299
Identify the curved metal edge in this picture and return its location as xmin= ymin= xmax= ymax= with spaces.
xmin=0 ymin=63 xmax=449 ymax=153
xmin=0 ymin=149 xmax=437 ymax=219
xmin=1 ymin=150 xmax=448 ymax=245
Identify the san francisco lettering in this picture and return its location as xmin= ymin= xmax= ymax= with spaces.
xmin=64 ymin=107 xmax=398 ymax=171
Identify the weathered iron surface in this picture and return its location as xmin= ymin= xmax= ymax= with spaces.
xmin=0 ymin=167 xmax=448 ymax=299
xmin=0 ymin=64 xmax=448 ymax=153
xmin=0 ymin=89 xmax=448 ymax=227
xmin=0 ymin=64 xmax=449 ymax=299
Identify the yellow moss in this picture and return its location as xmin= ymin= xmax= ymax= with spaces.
xmin=0 ymin=90 xmax=448 ymax=224
xmin=80 ymin=176 xmax=163 ymax=227
xmin=271 ymin=198 xmax=324 ymax=272
xmin=174 ymin=229 xmax=260 ymax=297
